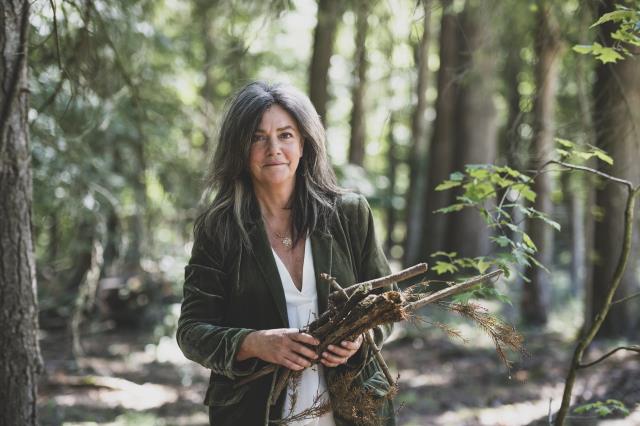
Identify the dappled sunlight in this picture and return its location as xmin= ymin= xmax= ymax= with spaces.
xmin=53 ymin=378 xmax=178 ymax=411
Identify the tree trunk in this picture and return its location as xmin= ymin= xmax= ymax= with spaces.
xmin=196 ymin=0 xmax=219 ymax=152
xmin=124 ymin=134 xmax=146 ymax=271
xmin=521 ymin=0 xmax=562 ymax=326
xmin=0 ymin=2 xmax=43 ymax=424
xmin=348 ymin=0 xmax=368 ymax=167
xmin=413 ymin=0 xmax=458 ymax=265
xmin=385 ymin=113 xmax=398 ymax=255
xmin=403 ymin=0 xmax=433 ymax=265
xmin=308 ymin=0 xmax=341 ymax=124
xmin=446 ymin=0 xmax=498 ymax=259
xmin=571 ymin=4 xmax=595 ymax=300
xmin=590 ymin=0 xmax=640 ymax=338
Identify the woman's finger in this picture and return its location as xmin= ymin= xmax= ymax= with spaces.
xmin=325 ymin=344 xmax=352 ymax=358
xmin=341 ymin=339 xmax=361 ymax=351
xmin=321 ymin=358 xmax=340 ymax=367
xmin=283 ymin=353 xmax=312 ymax=370
xmin=282 ymin=357 xmax=307 ymax=371
xmin=322 ymin=350 xmax=347 ymax=364
xmin=290 ymin=341 xmax=319 ymax=361
xmin=291 ymin=332 xmax=320 ymax=346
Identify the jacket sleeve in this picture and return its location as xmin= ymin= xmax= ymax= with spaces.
xmin=344 ymin=194 xmax=396 ymax=370
xmin=176 ymin=231 xmax=259 ymax=380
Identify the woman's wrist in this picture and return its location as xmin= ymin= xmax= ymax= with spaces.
xmin=236 ymin=330 xmax=259 ymax=361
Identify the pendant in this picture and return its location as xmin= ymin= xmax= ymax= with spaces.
xmin=281 ymin=237 xmax=293 ymax=249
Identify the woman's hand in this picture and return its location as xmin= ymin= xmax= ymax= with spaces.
xmin=320 ymin=334 xmax=363 ymax=368
xmin=237 ymin=328 xmax=319 ymax=371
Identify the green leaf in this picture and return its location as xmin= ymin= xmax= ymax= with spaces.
xmin=434 ymin=204 xmax=465 ymax=214
xmin=490 ymin=235 xmax=511 ymax=247
xmin=537 ymin=213 xmax=561 ymax=231
xmin=433 ymin=261 xmax=458 ymax=275
xmin=431 ymin=251 xmax=458 ymax=258
xmin=593 ymin=149 xmax=614 ymax=165
xmin=475 ymin=257 xmax=491 ymax=274
xmin=512 ymin=183 xmax=536 ymax=202
xmin=435 ymin=180 xmax=462 ymax=191
xmin=591 ymin=42 xmax=625 ymax=64
xmin=469 ymin=168 xmax=490 ymax=180
xmin=522 ymin=233 xmax=537 ymax=251
xmin=573 ymin=44 xmax=593 ymax=54
xmin=449 ymin=171 xmax=465 ymax=181
xmin=555 ymin=137 xmax=575 ymax=148
xmin=591 ymin=10 xmax=636 ymax=28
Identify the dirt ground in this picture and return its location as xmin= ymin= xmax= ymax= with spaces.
xmin=37 ymin=312 xmax=640 ymax=426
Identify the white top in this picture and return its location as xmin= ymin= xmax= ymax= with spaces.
xmin=271 ymin=237 xmax=335 ymax=426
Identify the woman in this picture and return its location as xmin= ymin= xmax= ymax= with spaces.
xmin=177 ymin=81 xmax=396 ymax=426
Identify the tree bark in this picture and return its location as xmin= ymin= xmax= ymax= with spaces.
xmin=0 ymin=2 xmax=43 ymax=425
xmin=403 ymin=0 xmax=433 ymax=265
xmin=446 ymin=0 xmax=498 ymax=258
xmin=590 ymin=0 xmax=640 ymax=338
xmin=308 ymin=0 xmax=342 ymax=125
xmin=412 ymin=0 xmax=458 ymax=265
xmin=521 ymin=0 xmax=562 ymax=326
xmin=196 ymin=0 xmax=220 ymax=152
xmin=348 ymin=0 xmax=369 ymax=167
xmin=385 ymin=113 xmax=398 ymax=254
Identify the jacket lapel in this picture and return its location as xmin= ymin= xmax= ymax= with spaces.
xmin=248 ymin=220 xmax=289 ymax=328
xmin=311 ymin=229 xmax=333 ymax=315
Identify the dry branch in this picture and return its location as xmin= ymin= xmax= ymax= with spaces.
xmin=235 ymin=265 xmax=518 ymax=425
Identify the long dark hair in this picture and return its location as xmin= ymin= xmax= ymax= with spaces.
xmin=194 ymin=81 xmax=344 ymax=252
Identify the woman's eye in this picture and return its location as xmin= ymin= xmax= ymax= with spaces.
xmin=280 ymin=132 xmax=293 ymax=139
xmin=252 ymin=134 xmax=266 ymax=143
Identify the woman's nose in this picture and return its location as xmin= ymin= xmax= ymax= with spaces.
xmin=266 ymin=136 xmax=281 ymax=154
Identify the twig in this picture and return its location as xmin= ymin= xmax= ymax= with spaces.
xmin=577 ymin=345 xmax=640 ymax=369
xmin=543 ymin=160 xmax=634 ymax=189
xmin=338 ymin=263 xmax=428 ymax=297
xmin=325 ymin=275 xmax=396 ymax=387
xmin=611 ymin=290 xmax=640 ymax=306
xmin=405 ymin=269 xmax=503 ymax=311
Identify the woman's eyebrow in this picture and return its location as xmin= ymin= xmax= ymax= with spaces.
xmin=255 ymin=125 xmax=296 ymax=133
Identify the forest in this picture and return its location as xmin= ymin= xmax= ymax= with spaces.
xmin=1 ymin=0 xmax=639 ymax=425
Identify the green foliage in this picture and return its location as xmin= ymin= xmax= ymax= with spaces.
xmin=431 ymin=142 xmax=614 ymax=301
xmin=573 ymin=4 xmax=640 ymax=63
xmin=574 ymin=399 xmax=630 ymax=418
xmin=555 ymin=137 xmax=614 ymax=165
xmin=433 ymin=163 xmax=552 ymax=283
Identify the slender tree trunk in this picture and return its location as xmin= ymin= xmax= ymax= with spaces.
xmin=413 ymin=0 xmax=457 ymax=265
xmin=521 ymin=0 xmax=562 ymax=326
xmin=447 ymin=0 xmax=498 ymax=258
xmin=0 ymin=2 xmax=43 ymax=424
xmin=348 ymin=0 xmax=368 ymax=166
xmin=571 ymin=4 xmax=595 ymax=300
xmin=403 ymin=0 xmax=433 ymax=265
xmin=385 ymin=113 xmax=398 ymax=254
xmin=571 ymin=3 xmax=597 ymax=318
xmin=590 ymin=0 xmax=640 ymax=338
xmin=308 ymin=0 xmax=341 ymax=124
xmin=124 ymin=133 xmax=146 ymax=270
xmin=197 ymin=0 xmax=219 ymax=152
xmin=498 ymin=10 xmax=527 ymax=309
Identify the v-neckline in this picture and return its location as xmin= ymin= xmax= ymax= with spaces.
xmin=271 ymin=239 xmax=306 ymax=294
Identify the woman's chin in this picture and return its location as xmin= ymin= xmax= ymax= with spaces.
xmin=255 ymin=174 xmax=296 ymax=189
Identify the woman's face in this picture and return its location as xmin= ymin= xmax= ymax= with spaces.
xmin=248 ymin=104 xmax=303 ymax=191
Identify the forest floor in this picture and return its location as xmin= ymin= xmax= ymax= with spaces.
xmin=37 ymin=307 xmax=640 ymax=426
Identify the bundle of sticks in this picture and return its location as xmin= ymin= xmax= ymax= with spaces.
xmin=235 ymin=262 xmax=523 ymax=413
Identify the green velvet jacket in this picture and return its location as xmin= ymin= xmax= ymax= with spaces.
xmin=177 ymin=192 xmax=396 ymax=426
